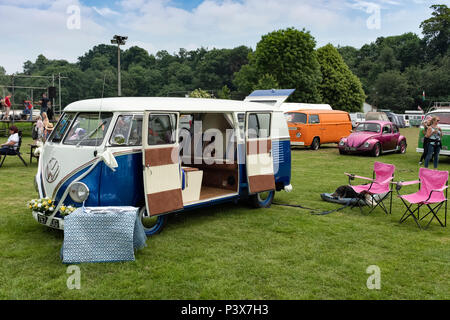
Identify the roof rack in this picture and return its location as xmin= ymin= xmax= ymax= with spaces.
xmin=428 ymin=102 xmax=450 ymax=113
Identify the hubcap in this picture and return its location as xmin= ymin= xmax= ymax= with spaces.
xmin=139 ymin=207 xmax=160 ymax=231
xmin=257 ymin=191 xmax=271 ymax=202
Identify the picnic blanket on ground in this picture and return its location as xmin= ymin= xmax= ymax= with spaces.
xmin=61 ymin=206 xmax=147 ymax=264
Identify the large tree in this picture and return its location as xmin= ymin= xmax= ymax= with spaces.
xmin=420 ymin=4 xmax=450 ymax=58
xmin=317 ymin=44 xmax=365 ymax=112
xmin=253 ymin=27 xmax=322 ymax=103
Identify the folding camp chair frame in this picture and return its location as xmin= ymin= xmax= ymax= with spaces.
xmin=0 ymin=131 xmax=28 ymax=168
xmin=397 ymin=181 xmax=448 ymax=229
xmin=346 ymin=171 xmax=394 ymax=215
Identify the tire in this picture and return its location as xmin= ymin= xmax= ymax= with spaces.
xmin=311 ymin=137 xmax=320 ymax=150
xmin=371 ymin=143 xmax=381 ymax=157
xmin=139 ymin=207 xmax=168 ymax=236
xmin=339 ymin=149 xmax=347 ymax=155
xmin=398 ymin=140 xmax=407 ymax=154
xmin=250 ymin=190 xmax=275 ymax=208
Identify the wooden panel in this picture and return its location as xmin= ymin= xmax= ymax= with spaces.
xmin=247 ymin=139 xmax=272 ymax=155
xmin=145 ymin=147 xmax=178 ymax=167
xmin=248 ymin=175 xmax=275 ymax=193
xmin=201 ymin=169 xmax=239 ymax=191
xmin=147 ymin=189 xmax=183 ymax=216
xmin=199 ymin=187 xmax=237 ymax=200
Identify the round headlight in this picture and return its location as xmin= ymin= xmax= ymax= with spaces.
xmin=296 ymin=132 xmax=301 ymax=138
xmin=339 ymin=140 xmax=346 ymax=146
xmin=69 ymin=182 xmax=90 ymax=203
xmin=364 ymin=142 xmax=370 ymax=148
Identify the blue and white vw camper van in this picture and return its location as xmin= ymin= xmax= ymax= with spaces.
xmin=34 ymin=97 xmax=292 ymax=235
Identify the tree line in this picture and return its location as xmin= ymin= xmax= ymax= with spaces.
xmin=0 ymin=4 xmax=448 ymax=114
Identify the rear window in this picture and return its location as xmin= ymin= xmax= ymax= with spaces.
xmin=285 ymin=112 xmax=307 ymax=124
xmin=427 ymin=112 xmax=450 ymax=125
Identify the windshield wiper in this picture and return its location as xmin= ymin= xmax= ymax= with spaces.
xmin=76 ymin=120 xmax=107 ymax=146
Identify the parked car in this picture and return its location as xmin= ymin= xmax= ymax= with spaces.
xmin=285 ymin=109 xmax=352 ymax=150
xmin=381 ymin=111 xmax=406 ymax=128
xmin=349 ymin=112 xmax=365 ymax=128
xmin=395 ymin=114 xmax=406 ymax=128
xmin=338 ymin=121 xmax=407 ymax=157
xmin=365 ymin=112 xmax=390 ymax=122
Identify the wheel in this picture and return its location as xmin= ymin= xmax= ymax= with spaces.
xmin=139 ymin=207 xmax=168 ymax=236
xmin=311 ymin=137 xmax=320 ymax=150
xmin=250 ymin=190 xmax=275 ymax=208
xmin=339 ymin=149 xmax=347 ymax=155
xmin=398 ymin=140 xmax=407 ymax=154
xmin=371 ymin=143 xmax=381 ymax=157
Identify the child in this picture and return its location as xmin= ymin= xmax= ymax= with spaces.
xmin=35 ymin=115 xmax=44 ymax=143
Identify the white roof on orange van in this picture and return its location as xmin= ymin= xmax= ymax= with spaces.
xmin=64 ymin=97 xmax=277 ymax=113
xmin=280 ymin=103 xmax=332 ymax=112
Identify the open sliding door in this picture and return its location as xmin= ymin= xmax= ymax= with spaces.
xmin=245 ymin=112 xmax=275 ymax=194
xmin=142 ymin=111 xmax=183 ymax=216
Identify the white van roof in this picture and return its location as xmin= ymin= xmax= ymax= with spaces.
xmin=64 ymin=97 xmax=277 ymax=113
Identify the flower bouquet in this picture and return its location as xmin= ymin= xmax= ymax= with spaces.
xmin=28 ymin=198 xmax=76 ymax=217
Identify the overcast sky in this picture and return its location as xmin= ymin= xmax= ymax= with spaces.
xmin=0 ymin=0 xmax=448 ymax=74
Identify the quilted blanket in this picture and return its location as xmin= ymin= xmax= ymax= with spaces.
xmin=61 ymin=206 xmax=147 ymax=264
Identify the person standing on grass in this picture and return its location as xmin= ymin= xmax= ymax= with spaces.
xmin=39 ymin=93 xmax=49 ymax=116
xmin=1 ymin=94 xmax=12 ymax=120
xmin=47 ymin=100 xmax=54 ymax=121
xmin=0 ymin=125 xmax=19 ymax=160
xmin=419 ymin=115 xmax=432 ymax=165
xmin=424 ymin=116 xmax=442 ymax=169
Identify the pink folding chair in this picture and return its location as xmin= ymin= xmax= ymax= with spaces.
xmin=397 ymin=168 xmax=448 ymax=229
xmin=345 ymin=162 xmax=395 ymax=214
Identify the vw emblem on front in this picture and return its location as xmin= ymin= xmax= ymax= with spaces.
xmin=45 ymin=158 xmax=60 ymax=183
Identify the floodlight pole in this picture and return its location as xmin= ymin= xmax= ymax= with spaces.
xmin=111 ymin=35 xmax=127 ymax=97
xmin=117 ymin=45 xmax=121 ymax=96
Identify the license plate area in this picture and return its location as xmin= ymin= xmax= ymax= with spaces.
xmin=37 ymin=214 xmax=48 ymax=224
xmin=37 ymin=214 xmax=60 ymax=229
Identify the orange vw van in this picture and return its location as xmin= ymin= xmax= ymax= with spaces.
xmin=285 ymin=110 xmax=352 ymax=150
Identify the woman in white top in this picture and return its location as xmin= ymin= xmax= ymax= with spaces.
xmin=425 ymin=116 xmax=443 ymax=169
xmin=0 ymin=126 xmax=20 ymax=159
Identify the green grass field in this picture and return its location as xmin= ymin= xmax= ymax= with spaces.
xmin=0 ymin=127 xmax=449 ymax=299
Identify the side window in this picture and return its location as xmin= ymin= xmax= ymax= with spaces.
xmin=285 ymin=112 xmax=307 ymax=124
xmin=148 ymin=114 xmax=177 ymax=146
xmin=382 ymin=125 xmax=391 ymax=134
xmin=247 ymin=113 xmax=271 ymax=139
xmin=309 ymin=115 xmax=320 ymax=124
xmin=237 ymin=113 xmax=245 ymax=140
xmin=110 ymin=114 xmax=143 ymax=146
xmin=49 ymin=112 xmax=76 ymax=143
xmin=392 ymin=125 xmax=399 ymax=133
